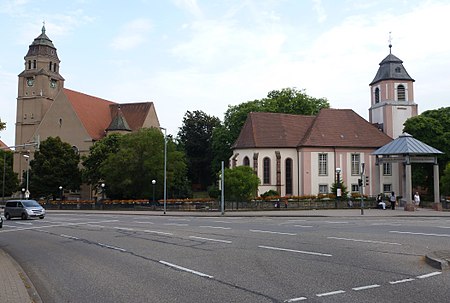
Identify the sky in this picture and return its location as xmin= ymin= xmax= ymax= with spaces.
xmin=1 ymin=0 xmax=450 ymax=146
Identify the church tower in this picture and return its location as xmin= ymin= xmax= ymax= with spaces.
xmin=369 ymin=42 xmax=418 ymax=139
xmin=14 ymin=25 xmax=65 ymax=176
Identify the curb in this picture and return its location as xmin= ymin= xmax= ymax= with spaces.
xmin=425 ymin=251 xmax=450 ymax=271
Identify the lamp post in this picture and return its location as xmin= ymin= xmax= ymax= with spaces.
xmin=59 ymin=186 xmax=63 ymax=201
xmin=152 ymin=179 xmax=156 ymax=205
xmin=336 ymin=167 xmax=341 ymax=208
xmin=2 ymin=152 xmax=6 ymax=203
xmin=21 ymin=188 xmax=25 ymax=199
xmin=23 ymin=154 xmax=30 ymax=199
xmin=160 ymin=127 xmax=167 ymax=215
xmin=101 ymin=183 xmax=105 ymax=201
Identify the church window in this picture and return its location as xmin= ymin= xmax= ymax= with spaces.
xmin=285 ymin=158 xmax=293 ymax=195
xmin=319 ymin=184 xmax=328 ymax=194
xmin=351 ymin=154 xmax=360 ymax=175
xmin=30 ymin=113 xmax=34 ymax=119
xmin=53 ymin=63 xmax=57 ymax=72
xmin=374 ymin=87 xmax=380 ymax=103
xmin=243 ymin=156 xmax=250 ymax=166
xmin=383 ymin=163 xmax=391 ymax=175
xmin=351 ymin=184 xmax=359 ymax=193
xmin=28 ymin=60 xmax=31 ymax=69
xmin=395 ymin=67 xmax=401 ymax=73
xmin=383 ymin=184 xmax=392 ymax=193
xmin=318 ymin=153 xmax=327 ymax=176
xmin=58 ymin=118 xmax=63 ymax=127
xmin=33 ymin=60 xmax=36 ymax=68
xmin=397 ymin=84 xmax=406 ymax=101
xmin=263 ymin=157 xmax=271 ymax=184
xmin=24 ymin=114 xmax=27 ymax=119
xmin=72 ymin=146 xmax=79 ymax=155
xmin=49 ymin=61 xmax=53 ymax=71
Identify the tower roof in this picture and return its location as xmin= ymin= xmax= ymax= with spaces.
xmin=106 ymin=106 xmax=132 ymax=132
xmin=31 ymin=25 xmax=55 ymax=48
xmin=369 ymin=52 xmax=414 ymax=86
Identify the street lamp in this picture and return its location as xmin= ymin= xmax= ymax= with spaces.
xmin=21 ymin=188 xmax=25 ymax=199
xmin=160 ymin=127 xmax=167 ymax=214
xmin=59 ymin=186 xmax=63 ymax=201
xmin=152 ymin=179 xmax=156 ymax=205
xmin=336 ymin=167 xmax=341 ymax=208
xmin=23 ymin=154 xmax=30 ymax=199
xmin=101 ymin=183 xmax=105 ymax=201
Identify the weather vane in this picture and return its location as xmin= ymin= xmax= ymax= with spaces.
xmin=388 ymin=31 xmax=393 ymax=54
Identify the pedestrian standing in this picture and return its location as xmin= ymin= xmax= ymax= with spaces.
xmin=414 ymin=192 xmax=420 ymax=210
xmin=389 ymin=191 xmax=396 ymax=210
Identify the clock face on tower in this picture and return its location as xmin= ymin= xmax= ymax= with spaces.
xmin=50 ymin=79 xmax=57 ymax=88
xmin=26 ymin=78 xmax=34 ymax=87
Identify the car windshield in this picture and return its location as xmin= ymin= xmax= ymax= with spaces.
xmin=22 ymin=200 xmax=41 ymax=207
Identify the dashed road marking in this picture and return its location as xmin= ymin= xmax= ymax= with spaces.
xmin=327 ymin=236 xmax=402 ymax=245
xmin=417 ymin=272 xmax=441 ymax=279
xmin=189 ymin=236 xmax=232 ymax=244
xmin=389 ymin=231 xmax=450 ymax=238
xmin=352 ymin=284 xmax=380 ymax=291
xmin=389 ymin=278 xmax=415 ymax=284
xmin=250 ymin=229 xmax=297 ymax=236
xmin=316 ymin=290 xmax=345 ymax=297
xmin=259 ymin=245 xmax=332 ymax=257
xmin=159 ymin=260 xmax=213 ymax=278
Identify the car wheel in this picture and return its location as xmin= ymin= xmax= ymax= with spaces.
xmin=5 ymin=213 xmax=11 ymax=220
xmin=39 ymin=216 xmax=44 ymax=219
xmin=21 ymin=213 xmax=28 ymax=220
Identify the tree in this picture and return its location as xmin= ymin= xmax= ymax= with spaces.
xmin=100 ymin=128 xmax=190 ymax=200
xmin=404 ymin=107 xmax=450 ymax=196
xmin=81 ymin=133 xmax=122 ymax=187
xmin=224 ymin=166 xmax=260 ymax=202
xmin=177 ymin=110 xmax=221 ymax=190
xmin=211 ymin=87 xmax=330 ymax=173
xmin=441 ymin=162 xmax=450 ymax=196
xmin=0 ymin=150 xmax=19 ymax=197
xmin=0 ymin=118 xmax=5 ymax=131
xmin=29 ymin=137 xmax=81 ymax=199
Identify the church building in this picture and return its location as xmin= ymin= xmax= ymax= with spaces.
xmin=13 ymin=26 xmax=160 ymax=198
xmin=231 ymin=45 xmax=418 ymax=198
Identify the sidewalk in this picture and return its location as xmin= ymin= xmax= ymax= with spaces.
xmin=1 ymin=207 xmax=448 ymax=303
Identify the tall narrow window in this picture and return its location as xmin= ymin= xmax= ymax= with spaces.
xmin=263 ymin=157 xmax=271 ymax=184
xmin=49 ymin=61 xmax=53 ymax=71
xmin=374 ymin=87 xmax=380 ymax=103
xmin=383 ymin=163 xmax=391 ymax=175
xmin=243 ymin=156 xmax=250 ymax=166
xmin=318 ymin=153 xmax=327 ymax=176
xmin=28 ymin=60 xmax=31 ymax=69
xmin=285 ymin=158 xmax=293 ymax=195
xmin=397 ymin=84 xmax=406 ymax=101
xmin=53 ymin=63 xmax=57 ymax=72
xmin=351 ymin=154 xmax=360 ymax=175
xmin=33 ymin=60 xmax=36 ymax=69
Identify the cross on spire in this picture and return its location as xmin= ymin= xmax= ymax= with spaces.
xmin=388 ymin=31 xmax=393 ymax=54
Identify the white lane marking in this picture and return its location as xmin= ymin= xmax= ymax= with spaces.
xmin=437 ymin=226 xmax=450 ymax=229
xmin=316 ymin=290 xmax=345 ymax=297
xmin=168 ymin=218 xmax=190 ymax=221
xmin=250 ymin=229 xmax=297 ymax=236
xmin=143 ymin=230 xmax=173 ymax=236
xmin=284 ymin=297 xmax=307 ymax=302
xmin=325 ymin=221 xmax=349 ymax=224
xmin=287 ymin=220 xmax=307 ymax=222
xmin=389 ymin=231 xmax=450 ymax=238
xmin=199 ymin=226 xmax=231 ymax=230
xmin=134 ymin=221 xmax=154 ymax=224
xmin=164 ymin=223 xmax=188 ymax=226
xmin=114 ymin=227 xmax=135 ymax=231
xmin=189 ymin=236 xmax=232 ymax=244
xmin=97 ymin=242 xmax=127 ymax=252
xmin=389 ymin=278 xmax=415 ymax=284
xmin=370 ymin=223 xmax=402 ymax=226
xmin=417 ymin=272 xmax=442 ymax=279
xmin=352 ymin=284 xmax=380 ymax=291
xmin=293 ymin=225 xmax=313 ymax=228
xmin=14 ymin=222 xmax=33 ymax=225
xmin=159 ymin=261 xmax=213 ymax=278
xmin=259 ymin=245 xmax=332 ymax=257
xmin=327 ymin=236 xmax=402 ymax=246
xmin=213 ymin=220 xmax=234 ymax=224
xmin=87 ymin=224 xmax=105 ymax=228
xmin=0 ymin=220 xmax=118 ymax=233
xmin=60 ymin=234 xmax=79 ymax=240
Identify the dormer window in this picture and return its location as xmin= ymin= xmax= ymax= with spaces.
xmin=395 ymin=67 xmax=401 ymax=73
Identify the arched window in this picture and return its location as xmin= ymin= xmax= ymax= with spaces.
xmin=53 ymin=63 xmax=57 ymax=72
xmin=397 ymin=84 xmax=406 ymax=101
xmin=33 ymin=60 xmax=36 ymax=69
xmin=263 ymin=157 xmax=271 ymax=184
xmin=374 ymin=87 xmax=380 ymax=103
xmin=28 ymin=60 xmax=31 ymax=69
xmin=285 ymin=158 xmax=293 ymax=195
xmin=243 ymin=156 xmax=250 ymax=166
xmin=49 ymin=61 xmax=53 ymax=71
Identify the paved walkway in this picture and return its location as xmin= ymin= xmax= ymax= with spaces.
xmin=1 ymin=207 xmax=449 ymax=302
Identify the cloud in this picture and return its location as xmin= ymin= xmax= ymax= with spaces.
xmin=312 ymin=0 xmax=327 ymax=23
xmin=110 ymin=18 xmax=153 ymax=50
xmin=172 ymin=0 xmax=203 ymax=18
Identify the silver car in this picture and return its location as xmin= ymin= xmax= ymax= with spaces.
xmin=4 ymin=200 xmax=45 ymax=220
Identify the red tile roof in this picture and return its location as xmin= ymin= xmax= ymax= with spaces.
xmin=233 ymin=109 xmax=392 ymax=149
xmin=109 ymin=103 xmax=153 ymax=131
xmin=64 ymin=88 xmax=115 ymax=140
xmin=0 ymin=139 xmax=9 ymax=150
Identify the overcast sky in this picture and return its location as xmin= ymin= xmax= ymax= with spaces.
xmin=1 ymin=0 xmax=449 ymax=146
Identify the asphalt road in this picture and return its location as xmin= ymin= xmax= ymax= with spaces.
xmin=1 ymin=213 xmax=449 ymax=303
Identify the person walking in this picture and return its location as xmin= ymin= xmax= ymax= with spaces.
xmin=389 ymin=191 xmax=396 ymax=210
xmin=414 ymin=192 xmax=420 ymax=210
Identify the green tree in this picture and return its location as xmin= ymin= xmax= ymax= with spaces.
xmin=177 ymin=110 xmax=221 ymax=190
xmin=211 ymin=87 xmax=330 ymax=173
xmin=224 ymin=166 xmax=260 ymax=202
xmin=441 ymin=162 xmax=450 ymax=196
xmin=29 ymin=137 xmax=81 ymax=199
xmin=404 ymin=107 xmax=450 ymax=196
xmin=0 ymin=118 xmax=5 ymax=131
xmin=0 ymin=150 xmax=19 ymax=197
xmin=81 ymin=133 xmax=122 ymax=186
xmin=100 ymin=128 xmax=190 ymax=200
